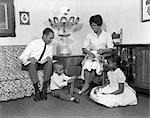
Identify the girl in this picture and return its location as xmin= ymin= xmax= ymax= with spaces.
xmin=90 ymin=54 xmax=138 ymax=108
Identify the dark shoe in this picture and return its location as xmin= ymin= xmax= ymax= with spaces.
xmin=73 ymin=97 xmax=80 ymax=103
xmin=33 ymin=82 xmax=41 ymax=101
xmin=33 ymin=91 xmax=41 ymax=101
xmin=40 ymin=81 xmax=48 ymax=100
xmin=40 ymin=90 xmax=47 ymax=100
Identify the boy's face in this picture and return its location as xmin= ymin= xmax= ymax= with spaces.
xmin=55 ymin=64 xmax=64 ymax=75
xmin=43 ymin=32 xmax=54 ymax=44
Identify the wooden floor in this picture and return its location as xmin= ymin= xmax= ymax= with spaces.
xmin=0 ymin=93 xmax=149 ymax=118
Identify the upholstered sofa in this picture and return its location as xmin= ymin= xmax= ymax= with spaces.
xmin=0 ymin=45 xmax=50 ymax=102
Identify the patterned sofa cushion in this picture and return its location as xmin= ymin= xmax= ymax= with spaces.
xmin=0 ymin=45 xmax=26 ymax=71
xmin=0 ymin=45 xmax=44 ymax=81
xmin=0 ymin=45 xmax=50 ymax=102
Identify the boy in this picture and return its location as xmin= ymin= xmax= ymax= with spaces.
xmin=50 ymin=61 xmax=80 ymax=103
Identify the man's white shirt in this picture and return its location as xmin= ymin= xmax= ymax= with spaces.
xmin=19 ymin=38 xmax=53 ymax=65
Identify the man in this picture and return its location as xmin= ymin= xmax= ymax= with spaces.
xmin=19 ymin=28 xmax=54 ymax=101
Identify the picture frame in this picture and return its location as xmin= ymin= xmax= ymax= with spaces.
xmin=142 ymin=0 xmax=150 ymax=22
xmin=0 ymin=0 xmax=15 ymax=37
xmin=19 ymin=11 xmax=30 ymax=25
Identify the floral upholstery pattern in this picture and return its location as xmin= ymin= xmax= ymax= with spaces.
xmin=0 ymin=45 xmax=50 ymax=102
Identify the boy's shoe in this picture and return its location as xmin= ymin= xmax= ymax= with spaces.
xmin=78 ymin=90 xmax=83 ymax=95
xmin=72 ymin=97 xmax=80 ymax=103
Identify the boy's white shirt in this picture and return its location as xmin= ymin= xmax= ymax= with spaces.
xmin=50 ymin=73 xmax=71 ymax=90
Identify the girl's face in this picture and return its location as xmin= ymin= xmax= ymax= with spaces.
xmin=90 ymin=22 xmax=101 ymax=33
xmin=55 ymin=64 xmax=64 ymax=75
xmin=107 ymin=59 xmax=116 ymax=70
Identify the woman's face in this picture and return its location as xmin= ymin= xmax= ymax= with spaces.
xmin=90 ymin=22 xmax=101 ymax=33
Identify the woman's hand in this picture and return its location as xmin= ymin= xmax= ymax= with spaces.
xmin=101 ymin=93 xmax=110 ymax=95
xmin=88 ymin=52 xmax=96 ymax=58
xmin=97 ymin=49 xmax=104 ymax=55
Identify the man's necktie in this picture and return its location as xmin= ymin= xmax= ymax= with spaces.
xmin=38 ymin=43 xmax=46 ymax=61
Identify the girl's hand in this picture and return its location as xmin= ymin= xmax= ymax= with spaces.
xmin=67 ymin=78 xmax=74 ymax=84
xmin=102 ymin=93 xmax=111 ymax=95
xmin=94 ymin=86 xmax=100 ymax=94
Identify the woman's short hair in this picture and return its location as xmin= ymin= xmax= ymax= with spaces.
xmin=89 ymin=14 xmax=103 ymax=26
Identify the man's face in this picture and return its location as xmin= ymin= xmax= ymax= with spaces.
xmin=43 ymin=32 xmax=54 ymax=44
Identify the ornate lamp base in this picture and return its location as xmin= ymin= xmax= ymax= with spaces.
xmin=56 ymin=42 xmax=71 ymax=56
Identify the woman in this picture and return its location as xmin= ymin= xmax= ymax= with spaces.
xmin=79 ymin=14 xmax=114 ymax=94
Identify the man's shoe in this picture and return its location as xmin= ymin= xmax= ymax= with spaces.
xmin=40 ymin=81 xmax=48 ymax=100
xmin=33 ymin=82 xmax=41 ymax=101
xmin=33 ymin=91 xmax=41 ymax=101
xmin=40 ymin=90 xmax=47 ymax=100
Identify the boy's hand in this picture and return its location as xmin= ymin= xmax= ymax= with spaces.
xmin=67 ymin=78 xmax=74 ymax=84
xmin=28 ymin=57 xmax=38 ymax=64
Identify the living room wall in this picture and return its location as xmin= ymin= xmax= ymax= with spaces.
xmin=0 ymin=0 xmax=150 ymax=54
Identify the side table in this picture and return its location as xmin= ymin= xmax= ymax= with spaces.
xmin=53 ymin=55 xmax=85 ymax=76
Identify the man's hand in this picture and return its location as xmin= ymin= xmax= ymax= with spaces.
xmin=94 ymin=87 xmax=100 ymax=94
xmin=40 ymin=56 xmax=52 ymax=64
xmin=46 ymin=56 xmax=52 ymax=61
xmin=28 ymin=57 xmax=38 ymax=64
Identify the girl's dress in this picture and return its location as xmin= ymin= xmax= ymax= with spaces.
xmin=90 ymin=68 xmax=138 ymax=108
